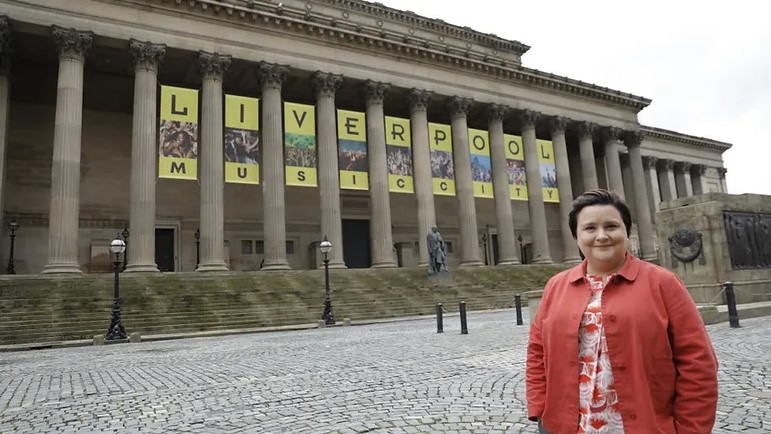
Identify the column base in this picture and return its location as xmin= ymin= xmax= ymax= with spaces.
xmin=459 ymin=260 xmax=484 ymax=267
xmin=371 ymin=261 xmax=397 ymax=268
xmin=532 ymin=258 xmax=554 ymax=265
xmin=196 ymin=262 xmax=229 ymax=272
xmin=124 ymin=263 xmax=160 ymax=273
xmin=496 ymin=259 xmax=521 ymax=266
xmin=562 ymin=256 xmax=583 ymax=265
xmin=41 ymin=263 xmax=83 ymax=274
xmin=328 ymin=261 xmax=347 ymax=269
xmin=642 ymin=254 xmax=659 ymax=263
xmin=262 ymin=261 xmax=291 ymax=271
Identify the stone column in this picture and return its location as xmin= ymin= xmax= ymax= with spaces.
xmin=0 ymin=18 xmax=10 ymax=245
xmin=551 ymin=117 xmax=581 ymax=263
xmin=642 ymin=156 xmax=661 ymax=221
xmin=42 ymin=26 xmax=93 ymax=274
xmin=657 ymin=159 xmax=678 ymax=202
xmin=312 ymin=72 xmax=345 ymax=268
xmin=450 ymin=96 xmax=482 ymax=266
xmin=196 ymin=51 xmax=230 ymax=272
xmin=125 ymin=40 xmax=165 ymax=273
xmin=691 ymin=164 xmax=709 ymax=195
xmin=577 ymin=121 xmax=598 ymax=192
xmin=521 ymin=110 xmax=552 ymax=264
xmin=487 ymin=104 xmax=518 ymax=265
xmin=408 ymin=89 xmax=435 ymax=268
xmin=718 ymin=167 xmax=728 ymax=193
xmin=258 ymin=62 xmax=291 ymax=270
xmin=624 ymin=131 xmax=656 ymax=261
xmin=601 ymin=127 xmax=624 ymax=199
xmin=674 ymin=162 xmax=693 ymax=198
xmin=364 ymin=80 xmax=396 ymax=268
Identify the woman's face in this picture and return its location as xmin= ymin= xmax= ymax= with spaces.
xmin=576 ymin=204 xmax=628 ymax=272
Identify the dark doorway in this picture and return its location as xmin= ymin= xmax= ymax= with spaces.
xmin=155 ymin=228 xmax=175 ymax=272
xmin=492 ymin=234 xmax=500 ymax=265
xmin=342 ymin=219 xmax=371 ymax=268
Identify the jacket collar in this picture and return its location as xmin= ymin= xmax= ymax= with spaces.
xmin=567 ymin=253 xmax=641 ymax=284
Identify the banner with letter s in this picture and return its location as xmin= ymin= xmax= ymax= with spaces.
xmin=158 ymin=85 xmax=199 ymax=180
xmin=337 ymin=109 xmax=368 ymax=190
xmin=385 ymin=116 xmax=414 ymax=194
xmin=224 ymin=94 xmax=260 ymax=184
xmin=284 ymin=102 xmax=317 ymax=187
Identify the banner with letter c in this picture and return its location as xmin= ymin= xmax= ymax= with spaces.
xmin=429 ymin=122 xmax=455 ymax=196
xmin=158 ymin=85 xmax=199 ymax=180
xmin=337 ymin=109 xmax=369 ymax=191
xmin=224 ymin=94 xmax=260 ymax=185
xmin=504 ymin=134 xmax=528 ymax=201
xmin=537 ymin=139 xmax=560 ymax=203
xmin=468 ymin=128 xmax=493 ymax=198
xmin=385 ymin=116 xmax=414 ymax=194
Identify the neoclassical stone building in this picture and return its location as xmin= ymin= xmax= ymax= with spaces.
xmin=0 ymin=0 xmax=730 ymax=274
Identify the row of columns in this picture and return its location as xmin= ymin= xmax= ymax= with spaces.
xmin=643 ymin=157 xmax=726 ymax=217
xmin=3 ymin=24 xmax=726 ymax=273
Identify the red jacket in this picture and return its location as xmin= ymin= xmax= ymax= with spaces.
xmin=526 ymin=255 xmax=718 ymax=433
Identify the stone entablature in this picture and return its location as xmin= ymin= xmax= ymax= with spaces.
xmin=641 ymin=125 xmax=731 ymax=151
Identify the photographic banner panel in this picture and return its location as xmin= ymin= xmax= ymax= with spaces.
xmin=158 ymin=85 xmax=199 ymax=180
xmin=284 ymin=102 xmax=317 ymax=187
xmin=428 ymin=122 xmax=455 ymax=196
xmin=337 ymin=109 xmax=369 ymax=191
xmin=224 ymin=94 xmax=260 ymax=184
xmin=504 ymin=134 xmax=528 ymax=201
xmin=537 ymin=139 xmax=560 ymax=203
xmin=385 ymin=116 xmax=414 ymax=193
xmin=468 ymin=128 xmax=493 ymax=198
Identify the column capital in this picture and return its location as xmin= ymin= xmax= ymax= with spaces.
xmin=258 ymin=61 xmax=289 ymax=90
xmin=198 ymin=51 xmax=231 ymax=80
xmin=129 ymin=39 xmax=166 ymax=72
xmin=717 ymin=167 xmax=727 ymax=179
xmin=450 ymin=96 xmax=473 ymax=118
xmin=408 ymin=88 xmax=432 ymax=111
xmin=311 ymin=71 xmax=343 ymax=97
xmin=486 ymin=103 xmax=508 ymax=123
xmin=0 ymin=16 xmax=10 ymax=53
xmin=657 ymin=158 xmax=676 ymax=171
xmin=600 ymin=126 xmax=622 ymax=143
xmin=623 ymin=130 xmax=645 ymax=148
xmin=51 ymin=25 xmax=93 ymax=62
xmin=364 ymin=80 xmax=389 ymax=105
xmin=520 ymin=109 xmax=540 ymax=129
xmin=576 ymin=121 xmax=597 ymax=139
xmin=550 ymin=116 xmax=570 ymax=134
xmin=691 ymin=164 xmax=707 ymax=176
xmin=642 ymin=155 xmax=658 ymax=170
xmin=674 ymin=161 xmax=692 ymax=173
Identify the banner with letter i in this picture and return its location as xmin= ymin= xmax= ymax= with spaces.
xmin=337 ymin=109 xmax=368 ymax=190
xmin=428 ymin=123 xmax=455 ymax=196
xmin=385 ymin=116 xmax=414 ymax=193
xmin=537 ymin=139 xmax=560 ymax=203
xmin=284 ymin=102 xmax=317 ymax=187
xmin=504 ymin=134 xmax=528 ymax=201
xmin=224 ymin=94 xmax=260 ymax=184
xmin=158 ymin=85 xmax=199 ymax=180
xmin=468 ymin=128 xmax=493 ymax=198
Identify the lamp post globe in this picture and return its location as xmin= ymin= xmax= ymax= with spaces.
xmin=320 ymin=235 xmax=335 ymax=325
xmin=106 ymin=234 xmax=127 ymax=341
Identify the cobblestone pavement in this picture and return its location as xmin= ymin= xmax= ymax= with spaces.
xmin=0 ymin=311 xmax=769 ymax=433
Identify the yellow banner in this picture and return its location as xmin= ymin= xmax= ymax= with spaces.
xmin=429 ymin=123 xmax=455 ymax=196
xmin=158 ymin=85 xmax=198 ymax=180
xmin=285 ymin=102 xmax=317 ymax=187
xmin=468 ymin=128 xmax=493 ymax=198
xmin=537 ymin=139 xmax=559 ymax=203
xmin=338 ymin=109 xmax=368 ymax=190
xmin=504 ymin=134 xmax=528 ymax=201
xmin=386 ymin=116 xmax=414 ymax=194
xmin=224 ymin=94 xmax=260 ymax=185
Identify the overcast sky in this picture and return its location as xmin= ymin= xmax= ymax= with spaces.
xmin=379 ymin=0 xmax=770 ymax=195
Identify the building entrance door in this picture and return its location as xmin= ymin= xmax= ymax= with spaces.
xmin=342 ymin=219 xmax=371 ymax=268
xmin=155 ymin=228 xmax=175 ymax=272
xmin=492 ymin=234 xmax=500 ymax=265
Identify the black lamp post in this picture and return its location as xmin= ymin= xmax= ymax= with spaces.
xmin=121 ymin=227 xmax=129 ymax=272
xmin=320 ymin=235 xmax=335 ymax=325
xmin=481 ymin=233 xmax=489 ymax=266
xmin=517 ymin=234 xmax=526 ymax=265
xmin=106 ymin=233 xmax=127 ymax=341
xmin=7 ymin=219 xmax=18 ymax=275
xmin=194 ymin=228 xmax=201 ymax=268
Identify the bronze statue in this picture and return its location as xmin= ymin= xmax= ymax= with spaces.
xmin=427 ymin=225 xmax=448 ymax=274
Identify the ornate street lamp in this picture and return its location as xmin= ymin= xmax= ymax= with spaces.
xmin=320 ymin=235 xmax=335 ymax=325
xmin=6 ymin=219 xmax=18 ymax=275
xmin=105 ymin=234 xmax=127 ymax=341
xmin=194 ymin=228 xmax=201 ymax=268
xmin=517 ymin=234 xmax=526 ymax=265
xmin=121 ymin=227 xmax=129 ymax=272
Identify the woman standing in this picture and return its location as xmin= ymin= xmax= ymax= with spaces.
xmin=526 ymin=189 xmax=718 ymax=433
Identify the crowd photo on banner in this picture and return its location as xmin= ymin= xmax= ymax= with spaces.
xmin=159 ymin=120 xmax=198 ymax=159
xmin=507 ymin=159 xmax=527 ymax=186
xmin=339 ymin=140 xmax=369 ymax=172
xmin=387 ymin=145 xmax=413 ymax=176
xmin=431 ymin=149 xmax=454 ymax=180
xmin=285 ymin=134 xmax=317 ymax=169
xmin=224 ymin=128 xmax=259 ymax=164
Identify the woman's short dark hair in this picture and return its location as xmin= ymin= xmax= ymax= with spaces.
xmin=568 ymin=189 xmax=632 ymax=238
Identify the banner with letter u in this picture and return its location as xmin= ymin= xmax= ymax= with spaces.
xmin=538 ymin=139 xmax=559 ymax=203
xmin=468 ymin=128 xmax=493 ymax=198
xmin=504 ymin=134 xmax=528 ymax=201
xmin=224 ymin=94 xmax=260 ymax=184
xmin=429 ymin=122 xmax=455 ymax=196
xmin=158 ymin=85 xmax=199 ymax=180
xmin=284 ymin=102 xmax=318 ymax=187
xmin=385 ymin=116 xmax=414 ymax=194
xmin=337 ymin=109 xmax=368 ymax=190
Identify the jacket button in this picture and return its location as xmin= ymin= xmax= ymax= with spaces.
xmin=629 ymin=414 xmax=637 ymax=420
xmin=608 ymin=315 xmax=616 ymax=321
xmin=616 ymin=364 xmax=625 ymax=371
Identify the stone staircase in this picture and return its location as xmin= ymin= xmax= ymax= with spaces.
xmin=0 ymin=265 xmax=566 ymax=345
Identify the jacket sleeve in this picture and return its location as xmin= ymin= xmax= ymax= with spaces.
xmin=526 ymin=282 xmax=550 ymax=421
xmin=663 ymin=272 xmax=719 ymax=433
